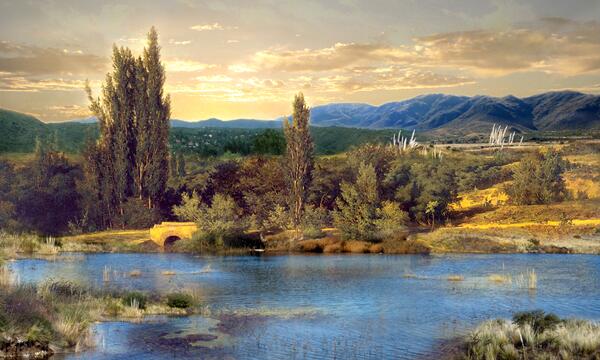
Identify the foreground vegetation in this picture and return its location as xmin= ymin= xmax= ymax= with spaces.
xmin=452 ymin=311 xmax=600 ymax=359
xmin=0 ymin=271 xmax=208 ymax=357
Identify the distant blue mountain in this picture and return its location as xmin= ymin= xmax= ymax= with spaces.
xmin=309 ymin=91 xmax=600 ymax=133
xmin=66 ymin=91 xmax=600 ymax=133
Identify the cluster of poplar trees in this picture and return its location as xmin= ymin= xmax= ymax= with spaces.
xmin=84 ymin=27 xmax=170 ymax=228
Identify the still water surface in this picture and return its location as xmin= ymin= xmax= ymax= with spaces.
xmin=10 ymin=253 xmax=600 ymax=359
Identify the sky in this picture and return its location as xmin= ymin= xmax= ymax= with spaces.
xmin=1 ymin=0 xmax=600 ymax=122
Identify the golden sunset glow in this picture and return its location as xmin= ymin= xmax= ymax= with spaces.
xmin=1 ymin=0 xmax=600 ymax=122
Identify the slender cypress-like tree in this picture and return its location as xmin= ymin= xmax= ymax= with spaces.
xmin=85 ymin=27 xmax=170 ymax=227
xmin=143 ymin=27 xmax=171 ymax=208
xmin=283 ymin=93 xmax=314 ymax=237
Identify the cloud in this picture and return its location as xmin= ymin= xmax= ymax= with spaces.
xmin=0 ymin=41 xmax=107 ymax=76
xmin=47 ymin=104 xmax=90 ymax=118
xmin=169 ymin=39 xmax=192 ymax=45
xmin=244 ymin=19 xmax=600 ymax=76
xmin=415 ymin=19 xmax=600 ymax=75
xmin=189 ymin=23 xmax=237 ymax=31
xmin=0 ymin=72 xmax=94 ymax=92
xmin=164 ymin=60 xmax=216 ymax=72
xmin=252 ymin=42 xmax=413 ymax=72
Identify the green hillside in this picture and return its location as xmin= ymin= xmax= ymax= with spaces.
xmin=0 ymin=109 xmax=47 ymax=152
xmin=0 ymin=108 xmax=402 ymax=156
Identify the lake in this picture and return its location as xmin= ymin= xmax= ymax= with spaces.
xmin=9 ymin=253 xmax=600 ymax=359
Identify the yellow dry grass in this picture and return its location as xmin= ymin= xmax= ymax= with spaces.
xmin=564 ymin=154 xmax=600 ymax=167
xmin=447 ymin=275 xmax=464 ymax=281
xmin=458 ymin=218 xmax=600 ymax=229
xmin=451 ymin=183 xmax=509 ymax=210
xmin=565 ymin=175 xmax=600 ymax=199
xmin=62 ymin=229 xmax=150 ymax=244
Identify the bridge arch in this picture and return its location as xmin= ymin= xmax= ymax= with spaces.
xmin=149 ymin=222 xmax=198 ymax=248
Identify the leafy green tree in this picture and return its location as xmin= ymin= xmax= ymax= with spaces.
xmin=283 ymin=93 xmax=314 ymax=236
xmin=253 ymin=129 xmax=286 ymax=155
xmin=507 ymin=150 xmax=567 ymax=205
xmin=169 ymin=154 xmax=178 ymax=179
xmin=333 ymin=162 xmax=379 ymax=241
xmin=425 ymin=200 xmax=439 ymax=229
xmin=301 ymin=205 xmax=330 ymax=238
xmin=176 ymin=153 xmax=186 ymax=177
xmin=374 ymin=201 xmax=409 ymax=239
xmin=173 ymin=192 xmax=248 ymax=247
xmin=393 ymin=158 xmax=457 ymax=224
xmin=172 ymin=192 xmax=203 ymax=223
xmin=237 ymin=156 xmax=287 ymax=227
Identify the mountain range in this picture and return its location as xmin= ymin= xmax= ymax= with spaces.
xmin=307 ymin=91 xmax=600 ymax=134
xmin=67 ymin=91 xmax=600 ymax=134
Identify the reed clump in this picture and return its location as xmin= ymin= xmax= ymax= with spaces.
xmin=460 ymin=310 xmax=600 ymax=359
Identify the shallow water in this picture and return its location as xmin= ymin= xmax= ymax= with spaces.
xmin=10 ymin=253 xmax=600 ymax=359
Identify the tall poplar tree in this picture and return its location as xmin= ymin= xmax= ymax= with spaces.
xmin=142 ymin=27 xmax=171 ymax=208
xmin=85 ymin=27 xmax=170 ymax=228
xmin=283 ymin=93 xmax=314 ymax=237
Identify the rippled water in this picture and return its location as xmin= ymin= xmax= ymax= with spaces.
xmin=10 ymin=253 xmax=600 ymax=359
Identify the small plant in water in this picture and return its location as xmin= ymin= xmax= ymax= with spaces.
xmin=166 ymin=292 xmax=194 ymax=309
xmin=122 ymin=292 xmax=147 ymax=310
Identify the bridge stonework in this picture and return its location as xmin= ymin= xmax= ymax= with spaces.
xmin=149 ymin=222 xmax=198 ymax=247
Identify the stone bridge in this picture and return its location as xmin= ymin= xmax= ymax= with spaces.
xmin=149 ymin=222 xmax=198 ymax=247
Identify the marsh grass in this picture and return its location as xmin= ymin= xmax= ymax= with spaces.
xmin=461 ymin=311 xmax=600 ymax=359
xmin=128 ymin=269 xmax=142 ymax=277
xmin=447 ymin=275 xmax=464 ymax=281
xmin=488 ymin=273 xmax=512 ymax=283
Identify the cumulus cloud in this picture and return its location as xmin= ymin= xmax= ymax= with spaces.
xmin=245 ymin=19 xmax=600 ymax=76
xmin=414 ymin=19 xmax=600 ymax=75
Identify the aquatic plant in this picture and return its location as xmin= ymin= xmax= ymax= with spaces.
xmin=166 ymin=292 xmax=194 ymax=309
xmin=128 ymin=269 xmax=142 ymax=277
xmin=121 ymin=292 xmax=147 ymax=310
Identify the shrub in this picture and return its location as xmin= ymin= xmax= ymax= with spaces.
xmin=166 ymin=293 xmax=194 ymax=309
xmin=333 ymin=163 xmax=379 ymax=241
xmin=121 ymin=292 xmax=147 ymax=310
xmin=118 ymin=197 xmax=162 ymax=229
xmin=263 ymin=205 xmax=290 ymax=232
xmin=374 ymin=201 xmax=408 ymax=240
xmin=513 ymin=310 xmax=562 ymax=334
xmin=506 ymin=150 xmax=567 ymax=205
xmin=301 ymin=205 xmax=329 ymax=238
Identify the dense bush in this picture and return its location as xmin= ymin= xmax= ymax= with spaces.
xmin=512 ymin=310 xmax=562 ymax=334
xmin=506 ymin=150 xmax=567 ymax=205
xmin=301 ymin=205 xmax=330 ymax=238
xmin=166 ymin=292 xmax=194 ymax=309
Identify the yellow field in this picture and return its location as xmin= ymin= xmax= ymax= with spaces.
xmin=451 ymin=183 xmax=509 ymax=210
xmin=458 ymin=218 xmax=600 ymax=229
xmin=63 ymin=229 xmax=150 ymax=244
